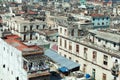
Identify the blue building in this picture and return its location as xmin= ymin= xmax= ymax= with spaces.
xmin=80 ymin=0 xmax=86 ymax=5
xmin=91 ymin=14 xmax=110 ymax=29
xmin=104 ymin=0 xmax=120 ymax=2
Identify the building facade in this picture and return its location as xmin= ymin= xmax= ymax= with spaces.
xmin=3 ymin=15 xmax=47 ymax=41
xmin=0 ymin=38 xmax=27 ymax=80
xmin=2 ymin=34 xmax=50 ymax=80
xmin=58 ymin=24 xmax=120 ymax=80
xmin=91 ymin=14 xmax=110 ymax=29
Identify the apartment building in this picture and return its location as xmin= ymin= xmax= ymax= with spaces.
xmin=2 ymin=34 xmax=50 ymax=80
xmin=0 ymin=37 xmax=27 ymax=80
xmin=3 ymin=14 xmax=47 ymax=41
xmin=91 ymin=14 xmax=110 ymax=29
xmin=58 ymin=23 xmax=120 ymax=80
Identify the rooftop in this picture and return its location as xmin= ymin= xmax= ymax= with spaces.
xmin=89 ymin=30 xmax=120 ymax=43
xmin=7 ymin=16 xmax=45 ymax=24
xmin=4 ymin=35 xmax=43 ymax=56
xmin=35 ymin=29 xmax=58 ymax=36
xmin=28 ymin=71 xmax=50 ymax=79
xmin=91 ymin=14 xmax=108 ymax=17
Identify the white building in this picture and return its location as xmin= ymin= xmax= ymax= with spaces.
xmin=58 ymin=23 xmax=120 ymax=80
xmin=0 ymin=38 xmax=27 ymax=80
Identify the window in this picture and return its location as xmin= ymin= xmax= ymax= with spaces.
xmin=83 ymin=64 xmax=86 ymax=73
xmin=103 ymin=55 xmax=108 ymax=66
xmin=84 ymin=47 xmax=88 ymax=53
xmin=76 ymin=44 xmax=79 ymax=53
xmin=16 ymin=77 xmax=19 ymax=80
xmin=98 ymin=39 xmax=101 ymax=42
xmin=84 ymin=48 xmax=88 ymax=59
xmin=92 ymin=69 xmax=96 ymax=79
xmin=93 ymin=18 xmax=95 ymax=21
xmin=106 ymin=22 xmax=108 ymax=25
xmin=24 ymin=34 xmax=26 ymax=41
xmin=71 ymin=29 xmax=74 ymax=36
xmin=60 ymin=28 xmax=62 ymax=33
xmin=105 ymin=41 xmax=107 ymax=44
xmin=60 ymin=38 xmax=62 ymax=46
xmin=102 ymin=22 xmax=104 ymax=25
xmin=64 ymin=40 xmax=67 ymax=48
xmin=69 ymin=42 xmax=72 ymax=50
xmin=93 ymin=51 xmax=97 ymax=62
xmin=43 ymin=25 xmax=45 ymax=29
xmin=36 ymin=25 xmax=39 ymax=29
xmin=11 ymin=52 xmax=13 ymax=56
xmin=36 ymin=36 xmax=38 ymax=39
xmin=30 ymin=25 xmax=33 ymax=30
xmin=24 ymin=26 xmax=27 ymax=31
xmin=78 ymin=30 xmax=81 ymax=36
xmin=102 ymin=73 xmax=106 ymax=80
xmin=97 ymin=23 xmax=100 ymax=25
xmin=69 ymin=57 xmax=71 ymax=60
xmin=8 ymin=67 xmax=9 ymax=71
xmin=64 ymin=54 xmax=66 ymax=58
xmin=11 ymin=71 xmax=13 ymax=75
xmin=4 ymin=47 xmax=5 ymax=51
xmin=3 ymin=64 xmax=5 ymax=68
xmin=114 ymin=43 xmax=116 ymax=47
xmin=76 ymin=60 xmax=79 ymax=63
xmin=106 ymin=17 xmax=109 ymax=20
xmin=64 ymin=29 xmax=66 ymax=35
xmin=30 ymin=33 xmax=32 ymax=40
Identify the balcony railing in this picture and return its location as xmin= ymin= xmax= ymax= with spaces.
xmin=28 ymin=63 xmax=50 ymax=73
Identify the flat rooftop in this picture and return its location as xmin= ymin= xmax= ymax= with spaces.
xmin=28 ymin=71 xmax=50 ymax=79
xmin=4 ymin=35 xmax=43 ymax=56
xmin=89 ymin=30 xmax=120 ymax=43
xmin=9 ymin=16 xmax=45 ymax=24
xmin=35 ymin=29 xmax=58 ymax=36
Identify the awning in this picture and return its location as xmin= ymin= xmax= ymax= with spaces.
xmin=45 ymin=49 xmax=80 ymax=71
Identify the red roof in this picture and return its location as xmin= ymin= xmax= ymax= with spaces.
xmin=28 ymin=11 xmax=37 ymax=15
xmin=0 ymin=20 xmax=2 ymax=23
xmin=51 ymin=44 xmax=58 ymax=51
xmin=5 ymin=35 xmax=40 ymax=51
xmin=19 ymin=11 xmax=25 ymax=14
xmin=91 ymin=14 xmax=104 ymax=17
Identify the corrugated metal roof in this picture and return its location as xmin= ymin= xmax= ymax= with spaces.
xmin=45 ymin=49 xmax=80 ymax=70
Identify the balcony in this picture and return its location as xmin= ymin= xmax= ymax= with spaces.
xmin=28 ymin=61 xmax=50 ymax=73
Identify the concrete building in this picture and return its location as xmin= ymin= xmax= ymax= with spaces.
xmin=0 ymin=37 xmax=27 ymax=80
xmin=3 ymin=15 xmax=47 ymax=41
xmin=91 ymin=14 xmax=110 ymax=29
xmin=58 ymin=23 xmax=120 ymax=80
xmin=2 ymin=34 xmax=50 ymax=80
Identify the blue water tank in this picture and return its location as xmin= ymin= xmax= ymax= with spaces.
xmin=85 ymin=74 xmax=90 ymax=79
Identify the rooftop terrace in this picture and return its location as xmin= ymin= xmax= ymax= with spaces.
xmin=4 ymin=35 xmax=43 ymax=56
